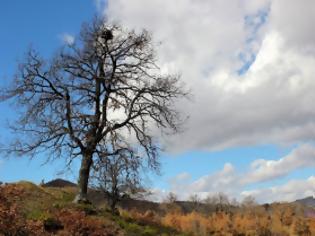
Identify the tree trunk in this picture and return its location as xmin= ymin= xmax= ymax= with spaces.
xmin=74 ymin=152 xmax=93 ymax=203
xmin=110 ymin=197 xmax=119 ymax=215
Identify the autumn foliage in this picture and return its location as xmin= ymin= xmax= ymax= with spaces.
xmin=1 ymin=182 xmax=315 ymax=235
xmin=0 ymin=183 xmax=121 ymax=236
xmin=127 ymin=201 xmax=315 ymax=236
xmin=0 ymin=185 xmax=29 ymax=235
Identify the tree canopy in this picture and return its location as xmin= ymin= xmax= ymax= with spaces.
xmin=1 ymin=18 xmax=187 ymax=201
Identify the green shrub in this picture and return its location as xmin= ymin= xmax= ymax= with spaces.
xmin=25 ymin=208 xmax=51 ymax=221
xmin=75 ymin=203 xmax=97 ymax=215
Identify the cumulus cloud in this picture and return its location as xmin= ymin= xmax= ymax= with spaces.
xmin=268 ymin=0 xmax=315 ymax=52
xmin=106 ymin=0 xmax=315 ymax=152
xmin=146 ymin=188 xmax=169 ymax=202
xmin=242 ymin=176 xmax=315 ymax=203
xmin=165 ymin=163 xmax=240 ymax=201
xmin=168 ymin=172 xmax=191 ymax=186
xmin=105 ymin=0 xmax=315 ymax=203
xmin=157 ymin=144 xmax=315 ymax=202
xmin=244 ymin=144 xmax=315 ymax=184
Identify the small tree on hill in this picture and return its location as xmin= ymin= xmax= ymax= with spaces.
xmin=241 ymin=195 xmax=257 ymax=208
xmin=92 ymin=145 xmax=144 ymax=213
xmin=165 ymin=192 xmax=178 ymax=204
xmin=1 ymin=18 xmax=187 ymax=202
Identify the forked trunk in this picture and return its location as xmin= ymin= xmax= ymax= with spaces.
xmin=74 ymin=152 xmax=93 ymax=203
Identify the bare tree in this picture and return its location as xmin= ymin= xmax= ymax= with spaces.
xmin=189 ymin=193 xmax=201 ymax=210
xmin=165 ymin=192 xmax=178 ymax=204
xmin=92 ymin=145 xmax=143 ymax=213
xmin=241 ymin=195 xmax=257 ymax=208
xmin=0 ymin=18 xmax=187 ymax=202
xmin=203 ymin=192 xmax=231 ymax=212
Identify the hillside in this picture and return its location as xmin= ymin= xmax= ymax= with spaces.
xmin=1 ymin=181 xmax=315 ymax=235
xmin=42 ymin=179 xmax=77 ymax=188
xmin=295 ymin=196 xmax=315 ymax=208
xmin=0 ymin=181 xmax=183 ymax=236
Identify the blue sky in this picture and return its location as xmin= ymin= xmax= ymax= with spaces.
xmin=0 ymin=0 xmax=97 ymax=183
xmin=1 ymin=0 xmax=315 ymax=203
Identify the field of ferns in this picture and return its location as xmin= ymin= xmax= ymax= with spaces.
xmin=1 ymin=182 xmax=315 ymax=235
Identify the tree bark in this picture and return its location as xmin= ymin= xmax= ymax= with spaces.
xmin=74 ymin=152 xmax=93 ymax=203
xmin=109 ymin=194 xmax=119 ymax=215
xmin=110 ymin=199 xmax=119 ymax=215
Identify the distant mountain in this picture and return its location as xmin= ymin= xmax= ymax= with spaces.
xmin=42 ymin=178 xmax=77 ymax=188
xmin=295 ymin=196 xmax=315 ymax=207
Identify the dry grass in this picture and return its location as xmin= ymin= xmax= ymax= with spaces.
xmin=1 ymin=181 xmax=315 ymax=235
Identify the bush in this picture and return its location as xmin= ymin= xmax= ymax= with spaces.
xmin=294 ymin=219 xmax=311 ymax=236
xmin=43 ymin=217 xmax=64 ymax=232
xmin=0 ymin=185 xmax=30 ymax=235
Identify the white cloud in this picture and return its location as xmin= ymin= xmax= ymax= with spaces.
xmin=106 ymin=0 xmax=315 ymax=153
xmin=242 ymin=176 xmax=315 ymax=203
xmin=146 ymin=188 xmax=169 ymax=202
xmin=154 ymin=144 xmax=315 ymax=202
xmin=167 ymin=163 xmax=241 ymax=201
xmin=105 ymin=0 xmax=315 ymax=203
xmin=244 ymin=144 xmax=315 ymax=184
xmin=268 ymin=0 xmax=315 ymax=52
xmin=168 ymin=172 xmax=191 ymax=186
xmin=60 ymin=33 xmax=75 ymax=45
